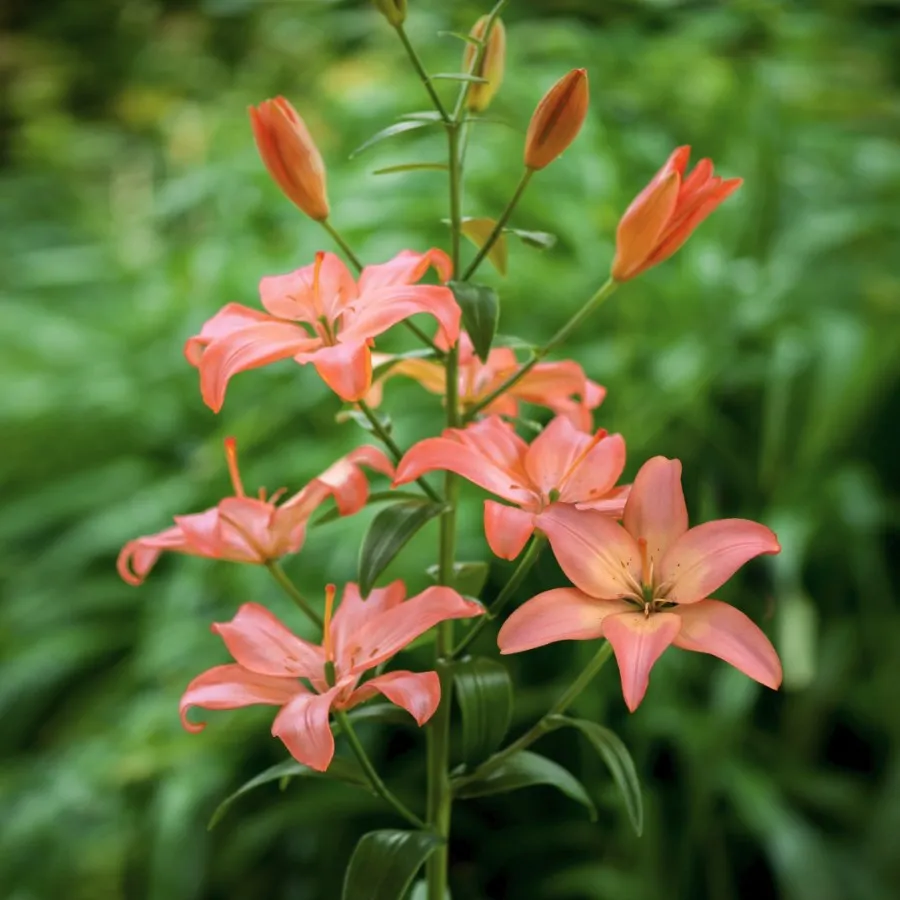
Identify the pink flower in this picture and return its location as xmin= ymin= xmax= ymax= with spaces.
xmin=366 ymin=332 xmax=606 ymax=432
xmin=186 ymin=250 xmax=460 ymax=410
xmin=118 ymin=438 xmax=393 ymax=585
xmin=180 ymin=582 xmax=484 ymax=770
xmin=394 ymin=415 xmax=628 ymax=560
xmin=498 ymin=456 xmax=782 ymax=711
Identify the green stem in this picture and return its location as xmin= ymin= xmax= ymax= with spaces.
xmin=356 ymin=400 xmax=442 ymax=503
xmin=394 ymin=25 xmax=451 ymax=123
xmin=321 ymin=220 xmax=364 ymax=272
xmin=455 ymin=641 xmax=614 ymax=788
xmin=463 ymin=277 xmax=619 ymax=422
xmin=335 ymin=710 xmax=426 ymax=829
xmin=460 ymin=169 xmax=533 ymax=282
xmin=451 ymin=534 xmax=546 ymax=658
xmin=452 ymin=0 xmax=508 ymax=121
xmin=265 ymin=561 xmax=323 ymax=628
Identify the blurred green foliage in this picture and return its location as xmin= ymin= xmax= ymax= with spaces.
xmin=2 ymin=0 xmax=899 ymax=898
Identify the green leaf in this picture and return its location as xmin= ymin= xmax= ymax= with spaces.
xmin=425 ymin=560 xmax=490 ymax=597
xmin=344 ymin=702 xmax=417 ymax=728
xmin=454 ymin=750 xmax=597 ymax=820
xmin=492 ymin=333 xmax=535 ymax=351
xmin=447 ymin=281 xmax=499 ymax=363
xmin=398 ymin=111 xmax=445 ymax=123
xmin=343 ymin=407 xmax=393 ymax=437
xmin=373 ymin=162 xmax=450 ymax=176
xmin=431 ymin=72 xmax=490 ymax=84
xmin=458 ymin=218 xmax=507 ymax=276
xmin=451 ymin=657 xmax=513 ymax=766
xmin=504 ymin=228 xmax=558 ymax=250
xmin=350 ymin=120 xmax=441 ymax=158
xmin=208 ymin=758 xmax=368 ymax=829
xmin=409 ymin=881 xmax=451 ymax=900
xmin=547 ymin=716 xmax=643 ymax=835
xmin=342 ymin=830 xmax=443 ymax=900
xmin=358 ymin=500 xmax=446 ymax=596
xmin=314 ymin=491 xmax=423 ymax=528
xmin=437 ymin=30 xmax=484 ymax=47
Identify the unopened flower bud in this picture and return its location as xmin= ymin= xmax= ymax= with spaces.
xmin=373 ymin=0 xmax=407 ymax=27
xmin=249 ymin=97 xmax=329 ymax=222
xmin=523 ymin=68 xmax=589 ymax=171
xmin=463 ymin=16 xmax=506 ymax=113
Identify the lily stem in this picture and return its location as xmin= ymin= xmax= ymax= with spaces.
xmin=394 ymin=25 xmax=451 ymax=124
xmin=460 ymin=169 xmax=533 ymax=282
xmin=335 ymin=710 xmax=427 ymax=829
xmin=463 ymin=277 xmax=619 ymax=422
xmin=455 ymin=641 xmax=614 ymax=789
xmin=451 ymin=534 xmax=546 ymax=659
xmin=265 ymin=560 xmax=323 ymax=628
xmin=356 ymin=400 xmax=442 ymax=503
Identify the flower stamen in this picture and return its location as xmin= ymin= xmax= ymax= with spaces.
xmin=224 ymin=437 xmax=246 ymax=497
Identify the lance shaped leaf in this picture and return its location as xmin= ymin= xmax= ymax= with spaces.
xmin=351 ymin=120 xmax=441 ymax=158
xmin=460 ymin=218 xmax=508 ymax=276
xmin=455 ymin=750 xmax=597 ymax=820
xmin=451 ymin=656 xmax=513 ymax=766
xmin=425 ymin=560 xmax=490 ymax=597
xmin=448 ymin=281 xmax=500 ymax=363
xmin=358 ymin=500 xmax=446 ymax=596
xmin=505 ymin=227 xmax=558 ymax=250
xmin=342 ymin=830 xmax=443 ymax=900
xmin=547 ymin=716 xmax=644 ymax=835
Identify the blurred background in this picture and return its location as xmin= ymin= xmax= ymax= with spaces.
xmin=2 ymin=0 xmax=899 ymax=898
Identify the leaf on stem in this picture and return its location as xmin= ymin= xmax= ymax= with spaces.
xmin=448 ymin=281 xmax=500 ymax=363
xmin=208 ymin=758 xmax=368 ymax=829
xmin=343 ymin=407 xmax=393 ymax=437
xmin=425 ymin=560 xmax=490 ymax=597
xmin=399 ymin=111 xmax=446 ymax=123
xmin=342 ymin=830 xmax=443 ymax=900
xmin=358 ymin=500 xmax=447 ymax=596
xmin=454 ymin=750 xmax=597 ymax=820
xmin=350 ymin=121 xmax=442 ymax=158
xmin=437 ymin=29 xmax=485 ymax=47
xmin=451 ymin=656 xmax=513 ymax=766
xmin=504 ymin=227 xmax=558 ymax=250
xmin=373 ymin=162 xmax=450 ymax=175
xmin=546 ymin=716 xmax=644 ymax=835
xmin=431 ymin=72 xmax=491 ymax=84
xmin=313 ymin=491 xmax=423 ymax=528
xmin=458 ymin=219 xmax=508 ymax=276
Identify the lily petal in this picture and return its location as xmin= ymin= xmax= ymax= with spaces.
xmin=344 ymin=285 xmax=461 ymax=346
xmin=523 ymin=416 xmax=594 ymax=497
xmin=349 ymin=670 xmax=441 ymax=725
xmin=347 ymin=587 xmax=483 ymax=671
xmin=535 ymin=504 xmax=642 ymax=599
xmin=215 ymin=497 xmax=281 ymax=560
xmin=358 ymin=248 xmax=452 ymax=293
xmin=259 ymin=253 xmax=357 ymax=322
xmin=179 ymin=663 xmax=303 ymax=733
xmin=117 ymin=525 xmax=191 ymax=585
xmin=484 ymin=501 xmax=535 ymax=560
xmin=558 ymin=433 xmax=627 ymax=504
xmin=498 ymin=588 xmax=629 ymax=654
xmin=622 ymin=456 xmax=688 ymax=571
xmin=301 ymin=340 xmax=372 ymax=401
xmin=212 ymin=602 xmax=325 ymax=678
xmin=659 ymin=518 xmax=781 ymax=605
xmin=173 ymin=508 xmax=240 ymax=558
xmin=601 ymin=611 xmax=682 ymax=711
xmin=672 ymin=599 xmax=782 ymax=689
xmin=330 ymin=581 xmax=408 ymax=665
xmin=199 ymin=321 xmax=319 ymax=412
xmin=184 ymin=303 xmax=271 ymax=367
xmin=575 ymin=484 xmax=631 ymax=516
xmin=272 ymin=687 xmax=339 ymax=771
xmin=315 ymin=445 xmax=395 ymax=516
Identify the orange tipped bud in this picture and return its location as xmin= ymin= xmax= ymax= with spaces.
xmin=523 ymin=68 xmax=589 ymax=171
xmin=463 ymin=16 xmax=507 ymax=113
xmin=611 ymin=146 xmax=743 ymax=281
xmin=372 ymin=0 xmax=406 ymax=26
xmin=249 ymin=97 xmax=329 ymax=222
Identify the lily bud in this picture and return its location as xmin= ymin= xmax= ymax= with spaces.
xmin=523 ymin=68 xmax=589 ymax=171
xmin=249 ymin=97 xmax=329 ymax=222
xmin=372 ymin=0 xmax=406 ymax=27
xmin=611 ymin=146 xmax=743 ymax=281
xmin=463 ymin=16 xmax=507 ymax=112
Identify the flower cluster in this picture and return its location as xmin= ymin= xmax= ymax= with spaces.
xmin=120 ymin=11 xmax=780 ymax=838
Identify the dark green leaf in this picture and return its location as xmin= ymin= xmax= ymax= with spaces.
xmin=409 ymin=881 xmax=451 ymax=900
xmin=452 ymin=657 xmax=513 ymax=765
xmin=314 ymin=491 xmax=423 ymax=528
xmin=208 ymin=757 xmax=368 ymax=829
xmin=342 ymin=830 xmax=442 ymax=900
xmin=447 ymin=281 xmax=499 ymax=363
xmin=431 ymin=72 xmax=490 ymax=84
xmin=358 ymin=500 xmax=446 ymax=596
xmin=374 ymin=162 xmax=450 ymax=176
xmin=424 ymin=560 xmax=490 ymax=597
xmin=454 ymin=750 xmax=597 ymax=820
xmin=504 ymin=228 xmax=558 ymax=250
xmin=547 ymin=716 xmax=643 ymax=835
xmin=350 ymin=121 xmax=441 ymax=158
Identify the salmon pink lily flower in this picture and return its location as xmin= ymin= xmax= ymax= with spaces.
xmin=498 ymin=456 xmax=782 ymax=711
xmin=366 ymin=332 xmax=605 ymax=432
xmin=394 ymin=415 xmax=628 ymax=560
xmin=117 ymin=438 xmax=393 ymax=585
xmin=611 ymin=146 xmax=743 ymax=282
xmin=185 ymin=249 xmax=460 ymax=410
xmin=180 ymin=582 xmax=484 ymax=770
